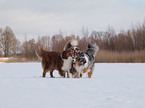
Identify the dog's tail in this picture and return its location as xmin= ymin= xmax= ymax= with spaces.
xmin=87 ymin=44 xmax=99 ymax=56
xmin=63 ymin=39 xmax=78 ymax=51
xmin=35 ymin=45 xmax=43 ymax=60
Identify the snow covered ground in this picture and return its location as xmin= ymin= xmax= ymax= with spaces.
xmin=0 ymin=63 xmax=145 ymax=108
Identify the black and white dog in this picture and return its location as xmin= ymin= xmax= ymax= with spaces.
xmin=63 ymin=39 xmax=80 ymax=78
xmin=75 ymin=44 xmax=99 ymax=78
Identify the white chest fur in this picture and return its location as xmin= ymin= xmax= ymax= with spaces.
xmin=62 ymin=57 xmax=73 ymax=71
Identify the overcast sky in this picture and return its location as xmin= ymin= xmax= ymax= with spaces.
xmin=0 ymin=0 xmax=145 ymax=41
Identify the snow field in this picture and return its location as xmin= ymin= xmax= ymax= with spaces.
xmin=0 ymin=63 xmax=145 ymax=108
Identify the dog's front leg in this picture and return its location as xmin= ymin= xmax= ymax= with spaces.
xmin=66 ymin=71 xmax=69 ymax=78
xmin=88 ymin=70 xmax=92 ymax=78
xmin=80 ymin=73 xmax=82 ymax=78
xmin=69 ymin=73 xmax=73 ymax=78
xmin=81 ymin=68 xmax=91 ymax=78
xmin=68 ymin=69 xmax=73 ymax=78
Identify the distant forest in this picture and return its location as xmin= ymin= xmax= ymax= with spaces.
xmin=0 ymin=20 xmax=145 ymax=62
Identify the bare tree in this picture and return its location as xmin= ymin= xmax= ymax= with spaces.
xmin=14 ymin=39 xmax=21 ymax=54
xmin=51 ymin=34 xmax=64 ymax=52
xmin=22 ymin=38 xmax=37 ymax=59
xmin=0 ymin=26 xmax=18 ymax=57
xmin=37 ymin=36 xmax=50 ymax=51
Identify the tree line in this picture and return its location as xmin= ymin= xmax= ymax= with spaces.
xmin=0 ymin=20 xmax=145 ymax=59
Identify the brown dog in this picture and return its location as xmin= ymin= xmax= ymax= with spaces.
xmin=36 ymin=46 xmax=71 ymax=78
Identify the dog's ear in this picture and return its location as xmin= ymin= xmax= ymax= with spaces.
xmin=62 ymin=50 xmax=70 ymax=59
xmin=61 ymin=51 xmax=65 ymax=59
xmin=65 ymin=42 xmax=72 ymax=50
xmin=61 ymin=51 xmax=68 ymax=59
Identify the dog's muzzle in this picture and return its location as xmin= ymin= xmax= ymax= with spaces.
xmin=69 ymin=47 xmax=80 ymax=59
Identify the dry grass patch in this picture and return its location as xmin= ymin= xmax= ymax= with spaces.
xmin=0 ymin=57 xmax=41 ymax=63
xmin=1 ymin=50 xmax=145 ymax=63
xmin=95 ymin=50 xmax=145 ymax=63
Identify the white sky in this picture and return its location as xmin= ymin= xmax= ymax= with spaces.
xmin=0 ymin=0 xmax=145 ymax=41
